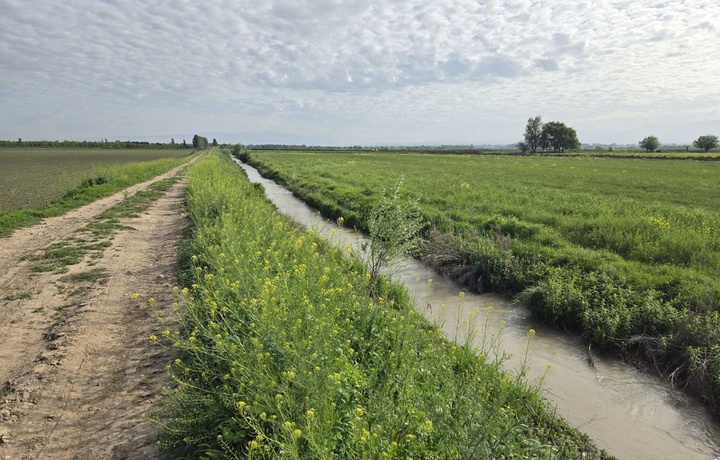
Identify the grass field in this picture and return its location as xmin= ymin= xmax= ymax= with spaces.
xmin=152 ymin=152 xmax=609 ymax=458
xmin=0 ymin=148 xmax=195 ymax=237
xmin=0 ymin=148 xmax=191 ymax=212
xmin=238 ymin=149 xmax=720 ymax=416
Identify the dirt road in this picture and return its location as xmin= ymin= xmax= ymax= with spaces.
xmin=0 ymin=162 xmax=193 ymax=459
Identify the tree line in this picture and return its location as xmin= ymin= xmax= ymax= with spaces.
xmin=1 ymin=135 xmax=220 ymax=150
xmin=0 ymin=139 xmax=183 ymax=149
xmin=639 ymin=134 xmax=718 ymax=153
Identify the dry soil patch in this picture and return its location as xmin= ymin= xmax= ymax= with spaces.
xmin=0 ymin=164 xmax=192 ymax=459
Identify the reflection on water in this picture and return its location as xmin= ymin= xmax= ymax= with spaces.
xmin=235 ymin=158 xmax=720 ymax=460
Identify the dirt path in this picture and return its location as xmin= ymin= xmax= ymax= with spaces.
xmin=0 ymin=160 xmax=195 ymax=459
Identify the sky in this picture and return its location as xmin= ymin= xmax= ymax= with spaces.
xmin=1 ymin=0 xmax=719 ymax=146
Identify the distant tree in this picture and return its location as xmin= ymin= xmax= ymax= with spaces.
xmin=182 ymin=139 xmax=187 ymax=148
xmin=523 ymin=115 xmax=543 ymax=153
xmin=639 ymin=135 xmax=660 ymax=152
xmin=693 ymin=134 xmax=719 ymax=152
xmin=171 ymin=138 xmax=175 ymax=146
xmin=212 ymin=138 xmax=218 ymax=147
xmin=192 ymin=134 xmax=200 ymax=149
xmin=17 ymin=138 xmax=22 ymax=145
xmin=540 ymin=121 xmax=580 ymax=152
xmin=517 ymin=141 xmax=530 ymax=154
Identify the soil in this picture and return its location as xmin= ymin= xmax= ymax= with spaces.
xmin=0 ymin=161 xmax=194 ymax=459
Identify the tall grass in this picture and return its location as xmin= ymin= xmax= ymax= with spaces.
xmin=153 ymin=153 xmax=609 ymax=459
xmin=237 ymin=149 xmax=720 ymax=417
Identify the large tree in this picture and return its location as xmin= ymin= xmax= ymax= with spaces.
xmin=693 ymin=134 xmax=718 ymax=152
xmin=639 ymin=135 xmax=660 ymax=152
xmin=523 ymin=115 xmax=543 ymax=153
xmin=540 ymin=121 xmax=580 ymax=152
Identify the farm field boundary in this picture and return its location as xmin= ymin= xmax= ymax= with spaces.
xmin=236 ymin=148 xmax=720 ymax=418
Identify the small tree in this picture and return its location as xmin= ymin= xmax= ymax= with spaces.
xmin=523 ymin=116 xmax=543 ymax=153
xmin=212 ymin=138 xmax=218 ymax=147
xmin=693 ymin=134 xmax=719 ymax=152
xmin=363 ymin=178 xmax=423 ymax=297
xmin=639 ymin=135 xmax=660 ymax=152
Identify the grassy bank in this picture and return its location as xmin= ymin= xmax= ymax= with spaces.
xmin=0 ymin=152 xmax=195 ymax=237
xmin=154 ymin=153 xmax=610 ymax=458
xmin=237 ymin=149 xmax=720 ymax=417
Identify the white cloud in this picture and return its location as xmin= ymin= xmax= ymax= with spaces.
xmin=0 ymin=0 xmax=718 ymax=144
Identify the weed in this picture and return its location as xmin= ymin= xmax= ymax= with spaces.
xmin=3 ymin=291 xmax=32 ymax=300
xmin=60 ymin=268 xmax=108 ymax=283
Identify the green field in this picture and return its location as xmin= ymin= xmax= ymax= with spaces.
xmin=0 ymin=148 xmax=192 ymax=212
xmin=153 ymin=153 xmax=609 ymax=458
xmin=238 ymin=149 xmax=720 ymax=416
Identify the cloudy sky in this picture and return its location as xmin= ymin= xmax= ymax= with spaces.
xmin=1 ymin=0 xmax=718 ymax=145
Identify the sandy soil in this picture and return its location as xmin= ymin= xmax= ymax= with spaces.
xmin=0 ymin=161 xmax=194 ymax=459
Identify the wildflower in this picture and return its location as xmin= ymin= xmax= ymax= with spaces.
xmin=237 ymin=401 xmax=246 ymax=410
xmin=149 ymin=334 xmax=157 ymax=341
xmin=131 ymin=292 xmax=140 ymax=299
xmin=306 ymin=409 xmax=315 ymax=419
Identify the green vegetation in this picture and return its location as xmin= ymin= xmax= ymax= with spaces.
xmin=639 ymin=135 xmax=660 ymax=152
xmin=3 ymin=291 xmax=32 ymax=301
xmin=364 ymin=178 xmax=423 ymax=296
xmin=60 ymin=268 xmax=109 ymax=283
xmin=693 ymin=134 xmax=719 ymax=152
xmin=153 ymin=153 xmax=609 ymax=459
xmin=0 ymin=149 xmax=193 ymax=237
xmin=238 ymin=149 xmax=720 ymax=416
xmin=521 ymin=116 xmax=580 ymax=153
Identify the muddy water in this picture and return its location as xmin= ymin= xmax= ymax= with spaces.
xmin=236 ymin=159 xmax=720 ymax=460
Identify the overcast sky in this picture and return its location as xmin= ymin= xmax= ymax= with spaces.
xmin=1 ymin=0 xmax=718 ymax=145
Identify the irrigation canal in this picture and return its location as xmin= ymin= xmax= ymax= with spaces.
xmin=234 ymin=157 xmax=720 ymax=460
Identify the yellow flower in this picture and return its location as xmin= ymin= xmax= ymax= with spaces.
xmin=149 ymin=334 xmax=157 ymax=341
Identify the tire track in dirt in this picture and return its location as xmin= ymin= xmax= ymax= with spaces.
xmin=0 ymin=158 xmax=196 ymax=458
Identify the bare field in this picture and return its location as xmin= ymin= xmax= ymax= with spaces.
xmin=0 ymin=148 xmax=191 ymax=211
